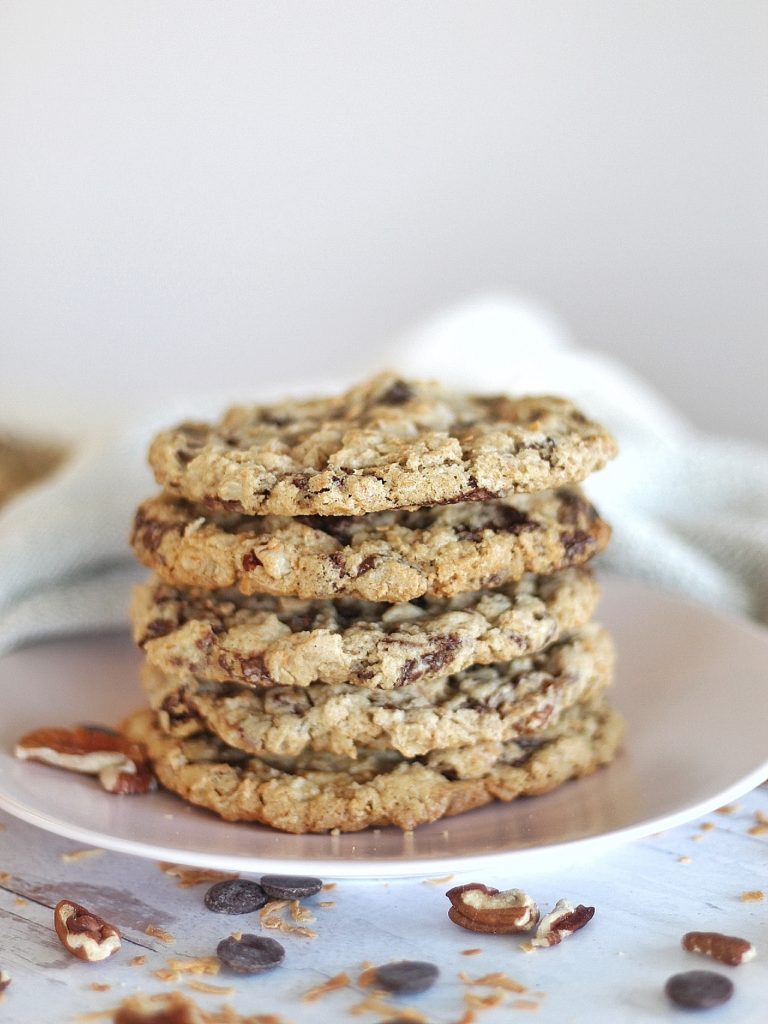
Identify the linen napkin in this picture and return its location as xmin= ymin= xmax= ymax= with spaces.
xmin=1 ymin=296 xmax=765 ymax=655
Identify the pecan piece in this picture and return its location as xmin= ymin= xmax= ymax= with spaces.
xmin=54 ymin=899 xmax=121 ymax=962
xmin=15 ymin=726 xmax=154 ymax=795
xmin=446 ymin=883 xmax=539 ymax=934
xmin=531 ymin=898 xmax=594 ymax=947
xmin=682 ymin=931 xmax=756 ymax=967
xmin=99 ymin=762 xmax=156 ymax=794
xmin=0 ymin=970 xmax=10 ymax=992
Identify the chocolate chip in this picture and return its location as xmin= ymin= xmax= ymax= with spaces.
xmin=561 ymin=530 xmax=593 ymax=560
xmin=374 ymin=960 xmax=439 ymax=994
xmin=378 ymin=380 xmax=414 ymax=405
xmin=397 ymin=635 xmax=462 ymax=686
xmin=443 ymin=486 xmax=500 ymax=505
xmin=242 ymin=551 xmax=263 ymax=572
xmin=216 ymin=934 xmax=285 ymax=973
xmin=204 ymin=879 xmax=268 ymax=915
xmin=140 ymin=617 xmax=175 ymax=643
xmin=355 ymin=554 xmax=378 ymax=576
xmin=665 ymin=971 xmax=734 ymax=1009
xmin=259 ymin=874 xmax=323 ymax=899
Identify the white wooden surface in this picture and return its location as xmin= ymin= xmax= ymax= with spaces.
xmin=2 ymin=786 xmax=768 ymax=1024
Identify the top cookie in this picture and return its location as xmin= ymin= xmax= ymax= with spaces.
xmin=148 ymin=373 xmax=617 ymax=516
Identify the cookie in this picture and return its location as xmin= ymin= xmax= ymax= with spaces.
xmin=142 ymin=623 xmax=613 ymax=762
xmin=120 ymin=697 xmax=624 ymax=833
xmin=131 ymin=486 xmax=610 ymax=603
xmin=132 ymin=567 xmax=599 ymax=690
xmin=147 ymin=373 xmax=618 ymax=517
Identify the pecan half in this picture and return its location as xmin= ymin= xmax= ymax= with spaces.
xmin=531 ymin=898 xmax=594 ymax=947
xmin=446 ymin=884 xmax=539 ymax=934
xmin=54 ymin=899 xmax=121 ymax=962
xmin=15 ymin=726 xmax=154 ymax=795
xmin=682 ymin=931 xmax=756 ymax=967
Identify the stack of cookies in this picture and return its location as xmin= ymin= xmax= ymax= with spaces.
xmin=123 ymin=373 xmax=622 ymax=833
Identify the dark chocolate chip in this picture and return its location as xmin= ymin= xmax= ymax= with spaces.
xmin=665 ymin=970 xmax=734 ymax=1010
xmin=242 ymin=551 xmax=263 ymax=572
xmin=204 ymin=879 xmax=268 ymax=915
xmin=374 ymin=960 xmax=439 ymax=995
xmin=259 ymin=874 xmax=323 ymax=899
xmin=216 ymin=934 xmax=285 ymax=973
xmin=397 ymin=635 xmax=462 ymax=686
xmin=378 ymin=380 xmax=414 ymax=405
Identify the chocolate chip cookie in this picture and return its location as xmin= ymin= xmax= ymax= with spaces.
xmin=147 ymin=373 xmax=617 ymax=517
xmin=120 ymin=697 xmax=624 ymax=833
xmin=131 ymin=486 xmax=610 ymax=603
xmin=142 ymin=623 xmax=613 ymax=762
xmin=131 ymin=568 xmax=599 ymax=690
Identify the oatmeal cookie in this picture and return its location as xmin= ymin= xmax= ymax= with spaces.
xmin=132 ymin=568 xmax=599 ymax=690
xmin=143 ymin=623 xmax=613 ymax=762
xmin=131 ymin=486 xmax=609 ymax=603
xmin=147 ymin=373 xmax=617 ymax=516
xmin=120 ymin=697 xmax=624 ymax=833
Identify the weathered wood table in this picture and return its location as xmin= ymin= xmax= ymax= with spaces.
xmin=2 ymin=785 xmax=768 ymax=1024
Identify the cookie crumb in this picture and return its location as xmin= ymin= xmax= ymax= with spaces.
xmin=678 ymin=856 xmax=692 ymax=864
xmin=185 ymin=979 xmax=234 ymax=995
xmin=460 ymin=971 xmax=526 ymax=993
xmin=739 ymin=890 xmax=765 ymax=902
xmin=422 ymin=874 xmax=454 ymax=885
xmin=302 ymin=972 xmax=350 ymax=1002
xmin=461 ymin=948 xmax=483 ymax=956
xmin=166 ymin=957 xmax=219 ymax=975
xmin=357 ymin=966 xmax=378 ymax=987
xmin=145 ymin=923 xmax=175 ymax=944
xmin=158 ymin=861 xmax=238 ymax=888
xmin=289 ymin=899 xmax=316 ymax=923
xmin=61 ymin=848 xmax=105 ymax=863
xmin=154 ymin=968 xmax=180 ymax=982
xmin=716 ymin=803 xmax=740 ymax=814
xmin=346 ymin=993 xmax=396 ymax=1016
xmin=130 ymin=955 xmax=146 ymax=967
xmin=747 ymin=811 xmax=768 ymax=836
xmin=464 ymin=989 xmax=505 ymax=1009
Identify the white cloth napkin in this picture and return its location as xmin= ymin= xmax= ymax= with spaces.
xmin=1 ymin=296 xmax=766 ymax=654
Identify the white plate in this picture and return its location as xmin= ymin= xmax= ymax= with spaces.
xmin=1 ymin=576 xmax=767 ymax=878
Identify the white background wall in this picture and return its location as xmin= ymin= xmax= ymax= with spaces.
xmin=1 ymin=1 xmax=766 ymax=441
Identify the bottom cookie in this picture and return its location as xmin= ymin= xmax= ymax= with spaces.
xmin=121 ymin=699 xmax=624 ymax=833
